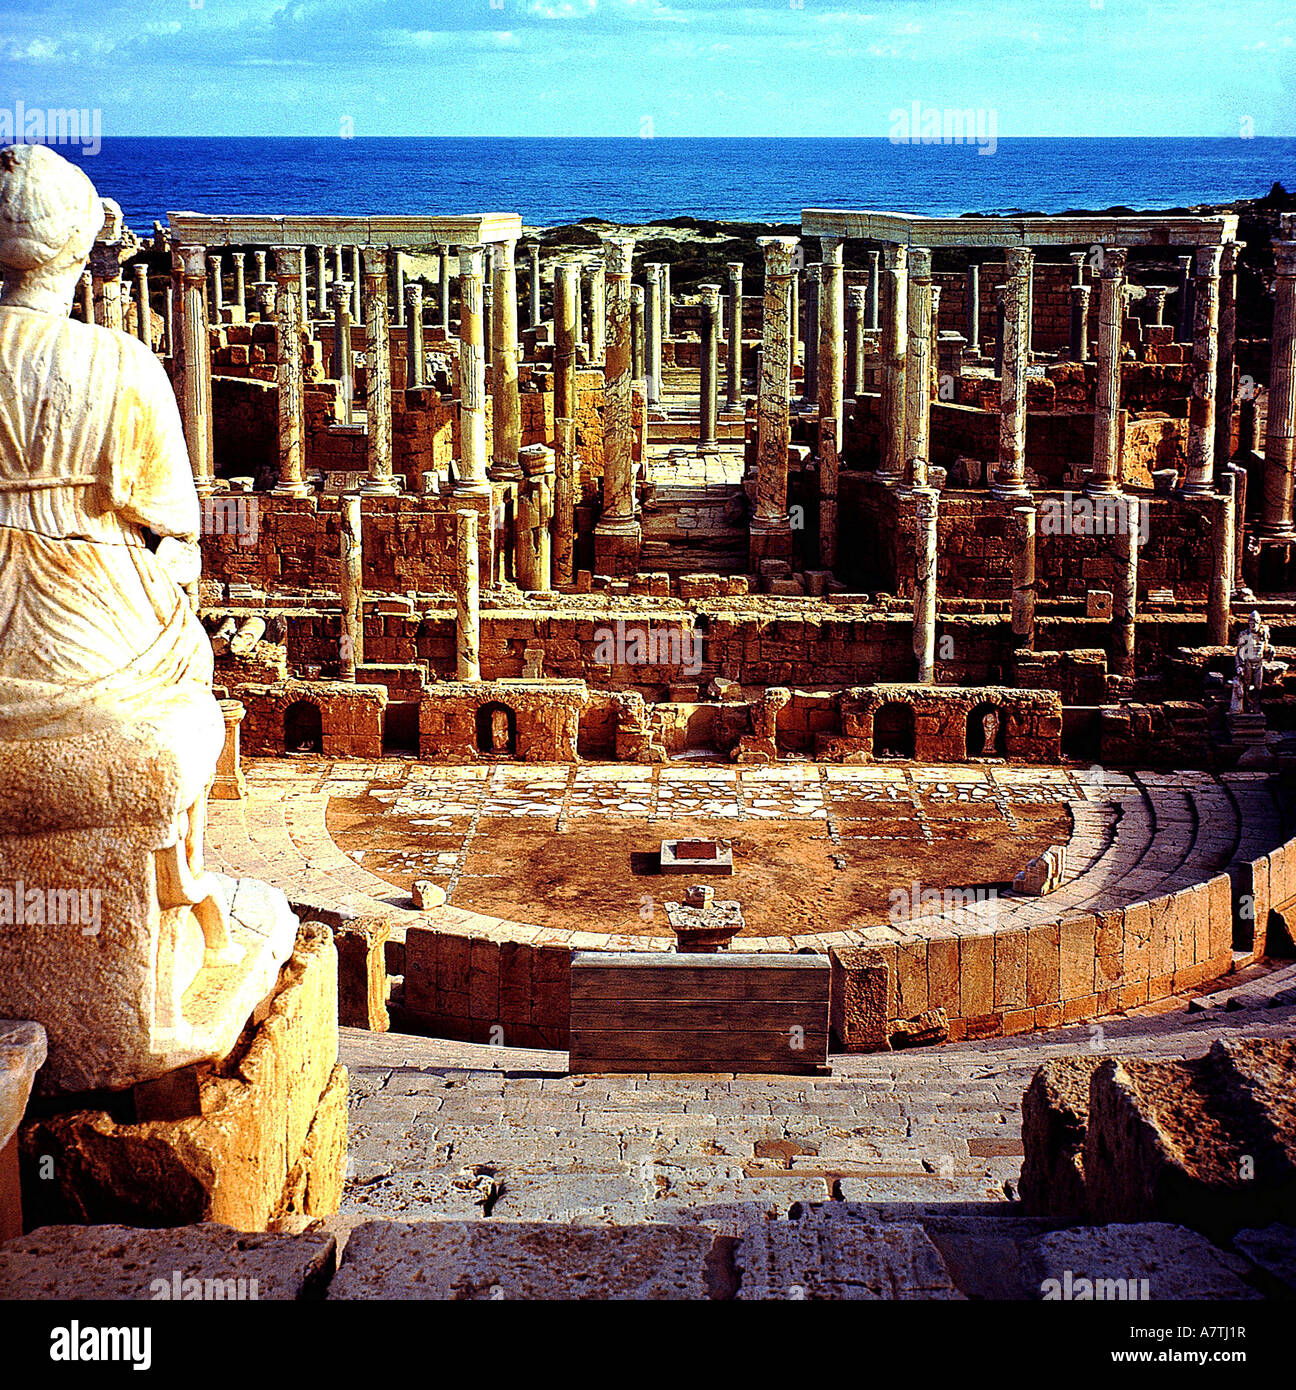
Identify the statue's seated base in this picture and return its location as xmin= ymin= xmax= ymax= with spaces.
xmin=0 ymin=727 xmax=297 ymax=1095
xmin=17 ymin=923 xmax=346 ymax=1233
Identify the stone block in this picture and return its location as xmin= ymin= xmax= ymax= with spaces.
xmin=1019 ymin=1057 xmax=1095 ymax=1221
xmin=334 ymin=917 xmax=390 ymax=1032
xmin=829 ymin=948 xmax=890 ymax=1053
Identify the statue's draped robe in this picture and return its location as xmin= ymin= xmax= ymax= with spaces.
xmin=0 ymin=306 xmax=222 ymax=802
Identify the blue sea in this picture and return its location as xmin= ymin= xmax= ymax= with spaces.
xmin=53 ymin=136 xmax=1296 ymax=233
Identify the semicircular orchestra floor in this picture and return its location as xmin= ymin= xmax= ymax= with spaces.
xmin=204 ymin=759 xmax=1290 ymax=953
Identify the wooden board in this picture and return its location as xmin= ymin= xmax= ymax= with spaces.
xmin=569 ymin=952 xmax=830 ymax=1076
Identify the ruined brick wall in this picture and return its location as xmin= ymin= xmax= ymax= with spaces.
xmin=212 ymin=376 xmax=277 ymax=483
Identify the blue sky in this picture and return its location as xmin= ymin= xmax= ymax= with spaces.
xmin=0 ymin=0 xmax=1293 ymax=137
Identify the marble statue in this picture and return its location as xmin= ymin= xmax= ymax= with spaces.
xmin=0 ymin=145 xmax=296 ymax=1094
xmin=1234 ymin=610 xmax=1275 ymax=715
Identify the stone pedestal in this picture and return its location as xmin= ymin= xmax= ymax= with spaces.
xmin=210 ymin=700 xmax=249 ymax=800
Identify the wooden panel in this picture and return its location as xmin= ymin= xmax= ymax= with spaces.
xmin=568 ymin=952 xmax=830 ymax=1076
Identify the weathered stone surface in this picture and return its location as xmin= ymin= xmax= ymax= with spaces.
xmin=1024 ymin=1223 xmax=1261 ymax=1301
xmin=1019 ymin=1056 xmax=1094 ymax=1221
xmin=0 ymin=1021 xmax=45 ymax=1154
xmin=1232 ymin=1223 xmax=1296 ymax=1290
xmin=328 ymin=1219 xmax=721 ymax=1299
xmin=334 ymin=917 xmax=390 ymax=1032
xmin=735 ymin=1212 xmax=963 ymax=1300
xmin=0 ymin=1222 xmax=335 ymax=1301
xmin=830 ymin=948 xmax=890 ymax=1052
xmin=19 ymin=923 xmax=344 ymax=1231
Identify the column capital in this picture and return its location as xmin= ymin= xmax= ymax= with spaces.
xmin=727 ymin=260 xmax=745 ymax=282
xmin=1097 ymin=247 xmax=1128 ymax=280
xmin=329 ymin=281 xmax=352 ymax=311
xmin=1272 ymin=240 xmax=1296 ymax=278
xmin=698 ymin=282 xmax=722 ymax=306
xmin=492 ymin=238 xmax=517 ymax=270
xmin=273 ymin=245 xmax=305 ymax=279
xmin=1004 ymin=246 xmax=1035 ymax=276
xmin=602 ymin=235 xmax=636 ymax=276
xmin=757 ymin=236 xmax=800 ymax=278
xmin=405 ymin=282 xmax=423 ymax=308
xmin=1194 ymin=243 xmax=1224 ymax=278
xmin=848 ymin=286 xmax=868 ymax=308
xmin=458 ymin=246 xmax=484 ymax=279
xmin=818 ymin=234 xmax=844 ymax=264
xmin=908 ymin=247 xmax=933 ymax=279
xmin=1221 ymin=241 xmax=1245 ymax=270
xmin=362 ymin=245 xmax=388 ymax=280
xmin=175 ymin=244 xmax=207 ymax=281
xmin=882 ymin=243 xmax=907 ymax=272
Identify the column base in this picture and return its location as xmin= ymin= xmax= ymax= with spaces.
xmin=593 ymin=518 xmax=642 ymax=578
xmin=990 ymin=481 xmax=1033 ymax=502
xmin=359 ymin=478 xmax=401 ymax=496
xmin=1179 ymin=482 xmax=1216 ymax=500
xmin=272 ymin=480 xmax=311 ymax=499
xmin=194 ymin=479 xmax=218 ymax=500
xmin=749 ymin=518 xmax=795 ymax=568
xmin=489 ymin=461 xmax=524 ymax=483
xmin=1083 ymin=480 xmax=1122 ymax=500
xmin=452 ymin=479 xmax=493 ymax=498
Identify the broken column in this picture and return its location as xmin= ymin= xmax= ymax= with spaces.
xmin=330 ymin=281 xmax=355 ymax=425
xmin=454 ymin=247 xmax=491 ymax=496
xmin=272 ymin=246 xmax=309 ymax=498
xmin=405 ymin=283 xmax=425 ymax=389
xmin=903 ymin=247 xmax=933 ymax=490
xmin=553 ymin=416 xmax=576 ymax=587
xmin=340 ymin=494 xmax=363 ymax=681
xmin=726 ymin=261 xmax=744 ymax=410
xmin=877 ymin=244 xmax=908 ymax=485
xmin=750 ymin=236 xmax=799 ymax=566
xmin=993 ymin=247 xmax=1033 ymax=499
xmin=1112 ymin=495 xmax=1139 ymax=678
xmin=455 ymin=509 xmax=481 ymax=682
xmin=517 ymin=443 xmax=555 ymax=592
xmin=1087 ymin=248 xmax=1127 ymax=497
xmin=1262 ymin=234 xmax=1296 ymax=536
xmin=817 ymin=235 xmax=845 ymax=457
xmin=1012 ymin=504 xmax=1036 ymax=650
xmin=1208 ymin=470 xmax=1235 ymax=647
xmin=175 ymin=244 xmax=215 ymax=498
xmin=698 ymin=282 xmax=720 ymax=451
xmin=490 ymin=238 xmax=522 ymax=481
xmin=594 ymin=234 xmax=641 ymax=576
xmin=360 ymin=247 xmax=398 ymax=496
xmin=1183 ymin=243 xmax=1224 ymax=496
xmin=914 ymin=487 xmax=939 ymax=684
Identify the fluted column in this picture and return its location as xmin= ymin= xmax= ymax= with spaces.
xmin=360 ymin=248 xmax=397 ymax=495
xmin=594 ymin=235 xmax=640 ymax=575
xmin=554 ymin=262 xmax=579 ymax=425
xmin=877 ymin=244 xmax=908 ymax=484
xmin=1087 ymin=248 xmax=1127 ymax=497
xmin=866 ymin=249 xmax=881 ymax=331
xmin=631 ymin=285 xmax=645 ymax=381
xmin=1183 ymin=243 xmax=1224 ymax=496
xmin=993 ymin=247 xmax=1033 ymax=499
xmin=406 ymin=283 xmax=425 ymax=389
xmin=817 ymin=236 xmax=845 ymax=457
xmin=439 ymin=248 xmax=453 ymax=333
xmin=726 ymin=261 xmax=745 ymax=409
xmin=490 ymin=238 xmax=522 ymax=481
xmin=698 ymin=282 xmax=720 ymax=451
xmin=454 ymin=247 xmax=491 ymax=495
xmin=644 ymin=263 xmax=663 ymax=405
xmin=903 ymin=248 xmax=933 ymax=491
xmin=528 ymin=241 xmax=542 ymax=329
xmin=340 ymin=494 xmax=363 ymax=681
xmin=1261 ymin=237 xmax=1296 ymax=535
xmin=750 ymin=236 xmax=799 ymax=565
xmin=176 ymin=243 xmax=215 ymax=498
xmin=585 ymin=262 xmax=607 ymax=364
xmin=330 ymin=281 xmax=354 ymax=425
xmin=272 ymin=245 xmax=309 ymax=498
xmin=455 ymin=509 xmax=481 ymax=682
xmin=914 ymin=487 xmax=939 ymax=684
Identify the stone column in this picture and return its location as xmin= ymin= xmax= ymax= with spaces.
xmin=631 ymin=285 xmax=645 ymax=381
xmin=818 ymin=236 xmax=845 ymax=455
xmin=750 ymin=236 xmax=799 ymax=565
xmin=993 ymin=247 xmax=1033 ymax=500
xmin=256 ymin=250 xmax=269 ymax=283
xmin=866 ymin=249 xmax=881 ymax=331
xmin=231 ymin=252 xmax=247 ymax=321
xmin=528 ymin=241 xmax=542 ymax=329
xmin=644 ymin=264 xmax=663 ymax=405
xmin=313 ymin=246 xmax=327 ymax=320
xmin=965 ymin=262 xmax=981 ymax=353
xmin=1112 ymin=495 xmax=1139 ymax=678
xmin=482 ymin=261 xmax=494 ymax=369
xmin=1182 ymin=244 xmax=1224 ymax=496
xmin=1087 ymin=248 xmax=1127 ymax=497
xmin=1069 ymin=251 xmax=1086 ymax=287
xmin=848 ymin=286 xmax=868 ymax=396
xmin=993 ymin=287 xmax=1006 ymax=377
xmin=209 ymin=253 xmax=224 ymax=323
xmin=340 ymin=494 xmax=364 ymax=681
xmin=802 ymin=264 xmax=821 ymax=407
xmin=176 ymin=244 xmax=215 ymax=498
xmin=393 ymin=253 xmax=406 ymax=328
xmin=1011 ymin=504 xmax=1036 ymax=650
xmin=1175 ymin=254 xmax=1193 ymax=344
xmin=455 ymin=248 xmax=491 ymax=496
xmin=164 ymin=279 xmax=175 ymax=356
xmin=210 ymin=700 xmax=248 ymax=801
xmin=439 ymin=248 xmax=453 ymax=333
xmin=1144 ymin=285 xmax=1171 ymax=328
xmin=726 ymin=261 xmax=744 ymax=410
xmin=331 ymin=281 xmax=355 ymax=426
xmin=359 ymin=248 xmax=397 ymax=495
xmin=1207 ymin=471 xmax=1235 ymax=647
xmin=586 ymin=262 xmax=607 ymax=364
xmin=553 ymin=416 xmax=576 ymax=587
xmin=350 ymin=247 xmax=362 ymax=324
xmin=272 ymin=246 xmax=309 ymax=498
xmin=1024 ymin=256 xmax=1035 ymax=358
xmin=490 ymin=239 xmax=522 ymax=481
xmin=1261 ymin=238 xmax=1296 ymax=535
xmin=517 ymin=444 xmax=555 ymax=591
xmin=662 ymin=262 xmax=672 ymax=341
xmin=913 ymin=487 xmax=939 ymax=684
xmin=455 ymin=509 xmax=481 ymax=682
xmin=877 ymin=244 xmax=908 ymax=485
xmin=1215 ymin=242 xmax=1242 ymax=471
xmin=1069 ymin=282 xmax=1092 ymax=361
xmin=405 ymin=284 xmax=425 ymax=389
xmin=594 ymin=235 xmax=641 ymax=575
xmin=78 ymin=270 xmax=93 ymax=325
xmin=132 ymin=264 xmax=151 ymax=348
xmin=554 ymin=262 xmax=579 ymax=425
xmin=903 ymin=248 xmax=934 ymax=490
xmin=698 ymin=282 xmax=720 ymax=450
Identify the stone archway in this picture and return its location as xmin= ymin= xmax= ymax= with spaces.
xmin=284 ymin=699 xmax=323 ymax=754
xmin=475 ymin=701 xmax=517 ymax=756
xmin=872 ymin=702 xmax=915 ymax=759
